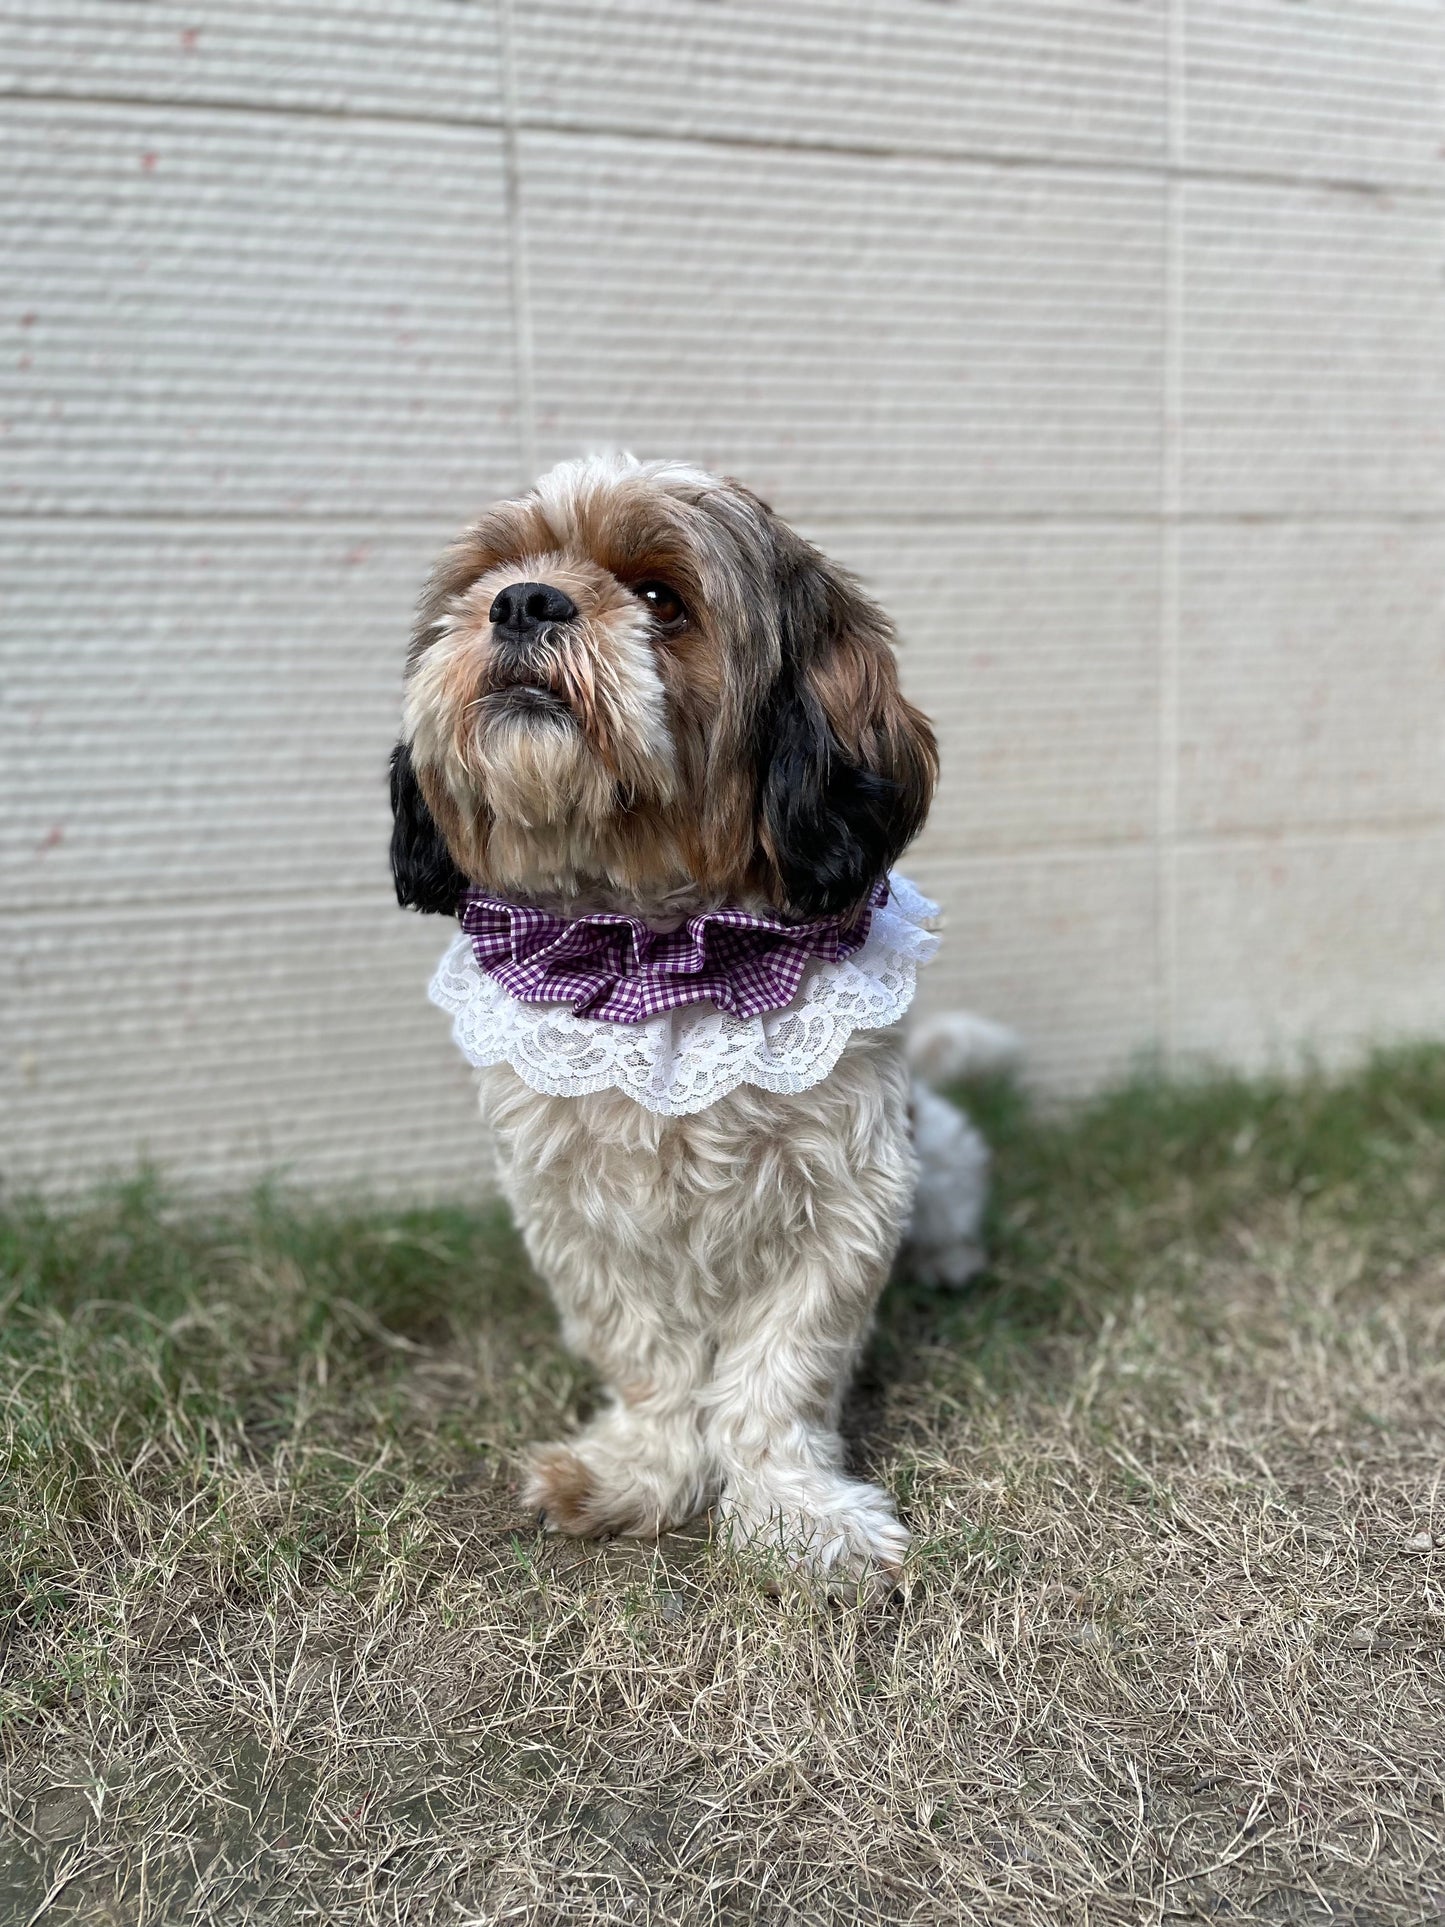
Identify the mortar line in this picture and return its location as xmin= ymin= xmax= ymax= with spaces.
xmin=3 ymin=508 xmax=1444 ymax=530
xmin=8 ymin=815 xmax=1444 ymax=923
xmin=1157 ymin=0 xmax=1186 ymax=1070
xmin=2 ymin=89 xmax=1440 ymax=204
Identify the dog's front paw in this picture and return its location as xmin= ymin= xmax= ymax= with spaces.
xmin=523 ymin=1412 xmax=710 ymax=1539
xmin=525 ymin=1441 xmax=611 ymax=1536
xmin=719 ymin=1470 xmax=908 ymax=1597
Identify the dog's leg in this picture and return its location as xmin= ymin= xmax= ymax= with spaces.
xmin=483 ymin=1076 xmax=715 ymax=1539
xmin=524 ymin=1339 xmax=713 ymax=1541
xmin=704 ymin=1251 xmax=906 ymax=1593
xmin=520 ymin=1243 xmax=715 ymax=1537
xmin=699 ymin=1042 xmax=916 ymax=1594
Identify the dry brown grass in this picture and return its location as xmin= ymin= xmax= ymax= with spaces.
xmin=3 ymin=1052 xmax=1444 ymax=1925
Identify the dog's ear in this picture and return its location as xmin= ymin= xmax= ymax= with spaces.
xmin=389 ymin=741 xmax=467 ymax=914
xmin=757 ymin=529 xmax=937 ymax=919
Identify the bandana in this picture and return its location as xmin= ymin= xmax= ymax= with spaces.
xmin=457 ymin=881 xmax=888 ymax=1025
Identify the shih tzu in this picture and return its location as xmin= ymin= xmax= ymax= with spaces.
xmin=390 ymin=454 xmax=1014 ymax=1590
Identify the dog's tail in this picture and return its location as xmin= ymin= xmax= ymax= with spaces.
xmin=907 ymin=1009 xmax=1021 ymax=1089
xmin=903 ymin=1011 xmax=1020 ymax=1290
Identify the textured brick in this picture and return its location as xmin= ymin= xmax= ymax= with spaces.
xmin=1174 ymin=835 xmax=1445 ymax=1072
xmin=1178 ymin=523 xmax=1445 ymax=836
xmin=1181 ymin=182 xmax=1445 ymax=513
xmin=0 ymin=1 xmax=503 ymax=118
xmin=523 ymin=134 xmax=1165 ymax=517
xmin=0 ymin=522 xmax=447 ymax=910
xmin=1185 ymin=0 xmax=1444 ymax=188
xmin=0 ymin=103 xmax=520 ymax=515
xmin=4 ymin=4 xmax=1445 ymax=1195
xmin=909 ymin=846 xmax=1159 ymax=1094
xmin=514 ymin=0 xmax=1166 ymax=164
xmin=816 ymin=520 xmax=1160 ymax=853
xmin=2 ymin=898 xmax=483 ymax=1196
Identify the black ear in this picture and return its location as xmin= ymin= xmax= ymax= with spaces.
xmin=761 ymin=672 xmax=906 ymax=919
xmin=756 ymin=531 xmax=936 ymax=921
xmin=389 ymin=742 xmax=467 ymax=914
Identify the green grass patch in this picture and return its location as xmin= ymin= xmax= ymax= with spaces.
xmin=2 ymin=1046 xmax=1444 ymax=1925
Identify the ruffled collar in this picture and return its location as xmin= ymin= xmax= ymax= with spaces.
xmin=457 ymin=881 xmax=886 ymax=1025
xmin=429 ymin=873 xmax=940 ymax=1117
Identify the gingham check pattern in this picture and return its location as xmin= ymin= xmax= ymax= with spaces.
xmin=458 ymin=881 xmax=887 ymax=1025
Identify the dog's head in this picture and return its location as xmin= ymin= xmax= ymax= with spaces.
xmin=391 ymin=454 xmax=937 ymax=918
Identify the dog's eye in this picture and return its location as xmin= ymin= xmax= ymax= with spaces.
xmin=633 ymin=580 xmax=686 ymax=630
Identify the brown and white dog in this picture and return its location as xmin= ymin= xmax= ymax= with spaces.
xmin=390 ymin=454 xmax=1011 ymax=1590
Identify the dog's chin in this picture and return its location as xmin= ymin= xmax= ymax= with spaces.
xmin=474 ymin=679 xmax=584 ymax=761
xmin=469 ymin=699 xmax=620 ymax=834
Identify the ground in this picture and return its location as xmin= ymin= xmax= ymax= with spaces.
xmin=2 ymin=1051 xmax=1443 ymax=1927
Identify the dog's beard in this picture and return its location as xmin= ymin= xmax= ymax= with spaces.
xmin=469 ymin=701 xmax=619 ymax=829
xmin=403 ymin=602 xmax=684 ymax=892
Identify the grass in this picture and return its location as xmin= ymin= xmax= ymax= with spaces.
xmin=2 ymin=1050 xmax=1444 ymax=1926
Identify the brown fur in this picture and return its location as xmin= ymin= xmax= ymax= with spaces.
xmin=401 ymin=453 xmax=934 ymax=918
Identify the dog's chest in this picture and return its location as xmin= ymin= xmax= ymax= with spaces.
xmin=475 ymin=1027 xmax=914 ymax=1264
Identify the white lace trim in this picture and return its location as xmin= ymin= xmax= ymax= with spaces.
xmin=428 ymin=872 xmax=940 ymax=1117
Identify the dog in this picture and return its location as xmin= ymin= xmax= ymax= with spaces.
xmin=389 ymin=453 xmax=1013 ymax=1590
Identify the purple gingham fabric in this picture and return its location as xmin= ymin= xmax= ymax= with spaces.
xmin=458 ymin=881 xmax=887 ymax=1024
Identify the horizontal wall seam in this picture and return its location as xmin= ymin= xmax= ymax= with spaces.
xmin=2 ymin=511 xmax=1445 ymax=531
xmin=1 ymin=89 xmax=1440 ymax=202
xmin=6 ymin=826 xmax=1445 ymax=921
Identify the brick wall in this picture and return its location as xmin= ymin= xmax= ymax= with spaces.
xmin=3 ymin=2 xmax=1442 ymax=1193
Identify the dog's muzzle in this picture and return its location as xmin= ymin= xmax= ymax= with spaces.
xmin=483 ymin=580 xmax=578 ymax=710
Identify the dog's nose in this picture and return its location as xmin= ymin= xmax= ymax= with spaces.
xmin=489 ymin=581 xmax=577 ymax=635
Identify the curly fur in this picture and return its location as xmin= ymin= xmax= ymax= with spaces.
xmin=391 ymin=453 xmax=1014 ymax=1590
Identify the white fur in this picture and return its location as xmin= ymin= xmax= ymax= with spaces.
xmin=902 ymin=1010 xmax=1021 ymax=1290
xmin=904 ymin=1083 xmax=991 ymax=1289
xmin=483 ymin=1018 xmax=1000 ymax=1590
xmin=531 ymin=450 xmax=721 ymax=535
